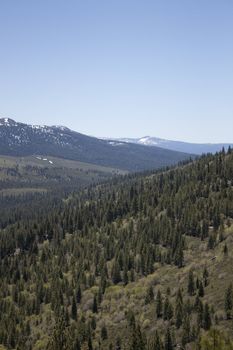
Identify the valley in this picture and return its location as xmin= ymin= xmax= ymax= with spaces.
xmin=0 ymin=148 xmax=233 ymax=349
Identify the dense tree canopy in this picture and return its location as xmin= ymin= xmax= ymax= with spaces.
xmin=0 ymin=149 xmax=233 ymax=349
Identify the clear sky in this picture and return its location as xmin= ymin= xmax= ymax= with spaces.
xmin=0 ymin=0 xmax=232 ymax=142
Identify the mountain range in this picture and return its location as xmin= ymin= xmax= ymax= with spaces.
xmin=105 ymin=136 xmax=233 ymax=155
xmin=0 ymin=118 xmax=192 ymax=172
xmin=2 ymin=117 xmax=232 ymax=173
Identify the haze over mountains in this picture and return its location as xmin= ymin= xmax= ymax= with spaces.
xmin=105 ymin=136 xmax=233 ymax=155
xmin=0 ymin=118 xmax=192 ymax=172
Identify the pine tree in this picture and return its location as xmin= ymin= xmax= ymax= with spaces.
xmin=175 ymin=289 xmax=183 ymax=329
xmin=97 ymin=287 xmax=102 ymax=305
xmin=164 ymin=327 xmax=173 ymax=350
xmin=74 ymin=338 xmax=81 ymax=350
xmin=163 ymin=296 xmax=173 ymax=320
xmin=130 ymin=324 xmax=145 ymax=350
xmin=156 ymin=290 xmax=163 ymax=318
xmin=196 ymin=277 xmax=200 ymax=290
xmin=196 ymin=298 xmax=204 ymax=329
xmin=198 ymin=281 xmax=204 ymax=298
xmin=123 ymin=265 xmax=128 ymax=285
xmin=182 ymin=314 xmax=191 ymax=346
xmin=203 ymin=267 xmax=209 ymax=287
xmin=91 ymin=316 xmax=96 ymax=330
xmin=92 ymin=295 xmax=98 ymax=313
xmin=71 ymin=296 xmax=77 ymax=320
xmin=223 ymin=243 xmax=228 ymax=255
xmin=76 ymin=285 xmax=82 ymax=303
xmin=145 ymin=285 xmax=154 ymax=304
xmin=148 ymin=331 xmax=161 ymax=350
xmin=203 ymin=303 xmax=211 ymax=330
xmin=188 ymin=270 xmax=195 ymax=296
xmin=207 ymin=235 xmax=215 ymax=249
xmin=48 ymin=314 xmax=69 ymax=350
xmin=224 ymin=284 xmax=233 ymax=319
xmin=174 ymin=243 xmax=184 ymax=268
xmin=112 ymin=260 xmax=122 ymax=284
xmin=88 ymin=336 xmax=93 ymax=350
xmin=101 ymin=325 xmax=108 ymax=340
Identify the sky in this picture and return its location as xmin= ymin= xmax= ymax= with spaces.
xmin=0 ymin=0 xmax=233 ymax=143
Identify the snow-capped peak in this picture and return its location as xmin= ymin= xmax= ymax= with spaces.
xmin=138 ymin=136 xmax=157 ymax=145
xmin=0 ymin=118 xmax=18 ymax=126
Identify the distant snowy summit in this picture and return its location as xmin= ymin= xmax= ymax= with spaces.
xmin=103 ymin=136 xmax=233 ymax=155
xmin=115 ymin=136 xmax=165 ymax=146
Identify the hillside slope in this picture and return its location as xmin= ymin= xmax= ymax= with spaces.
xmin=0 ymin=118 xmax=193 ymax=171
xmin=0 ymin=149 xmax=233 ymax=350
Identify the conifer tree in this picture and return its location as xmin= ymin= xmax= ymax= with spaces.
xmin=130 ymin=324 xmax=145 ymax=350
xmin=145 ymin=285 xmax=154 ymax=304
xmin=76 ymin=285 xmax=82 ymax=303
xmin=164 ymin=327 xmax=173 ymax=350
xmin=203 ymin=303 xmax=211 ymax=330
xmin=223 ymin=243 xmax=228 ymax=255
xmin=92 ymin=295 xmax=98 ymax=313
xmin=163 ymin=296 xmax=173 ymax=320
xmin=196 ymin=298 xmax=204 ymax=330
xmin=48 ymin=314 xmax=69 ymax=350
xmin=174 ymin=243 xmax=184 ymax=268
xmin=101 ymin=325 xmax=108 ymax=340
xmin=182 ymin=314 xmax=191 ymax=346
xmin=188 ymin=270 xmax=195 ymax=296
xmin=156 ymin=290 xmax=163 ymax=318
xmin=112 ymin=260 xmax=122 ymax=284
xmin=71 ymin=296 xmax=77 ymax=321
xmin=175 ymin=290 xmax=183 ymax=329
xmin=148 ymin=331 xmax=161 ymax=350
xmin=225 ymin=284 xmax=233 ymax=319
xmin=123 ymin=265 xmax=128 ymax=286
xmin=88 ymin=336 xmax=93 ymax=350
xmin=203 ymin=267 xmax=209 ymax=287
xmin=198 ymin=281 xmax=204 ymax=298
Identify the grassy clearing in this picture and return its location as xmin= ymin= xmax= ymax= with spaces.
xmin=0 ymin=187 xmax=47 ymax=196
xmin=0 ymin=154 xmax=127 ymax=174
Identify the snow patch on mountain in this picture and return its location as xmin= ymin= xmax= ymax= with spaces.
xmin=138 ymin=136 xmax=160 ymax=146
xmin=0 ymin=118 xmax=18 ymax=126
xmin=108 ymin=141 xmax=124 ymax=146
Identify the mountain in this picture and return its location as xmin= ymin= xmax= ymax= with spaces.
xmin=107 ymin=135 xmax=233 ymax=155
xmin=0 ymin=148 xmax=233 ymax=349
xmin=0 ymin=118 xmax=194 ymax=172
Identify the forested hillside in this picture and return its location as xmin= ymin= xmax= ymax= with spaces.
xmin=0 ymin=155 xmax=123 ymax=230
xmin=0 ymin=149 xmax=233 ymax=350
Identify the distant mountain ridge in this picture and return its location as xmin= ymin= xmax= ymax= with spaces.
xmin=105 ymin=135 xmax=233 ymax=155
xmin=0 ymin=118 xmax=192 ymax=172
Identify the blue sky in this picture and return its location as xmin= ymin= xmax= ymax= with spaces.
xmin=0 ymin=0 xmax=232 ymax=142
